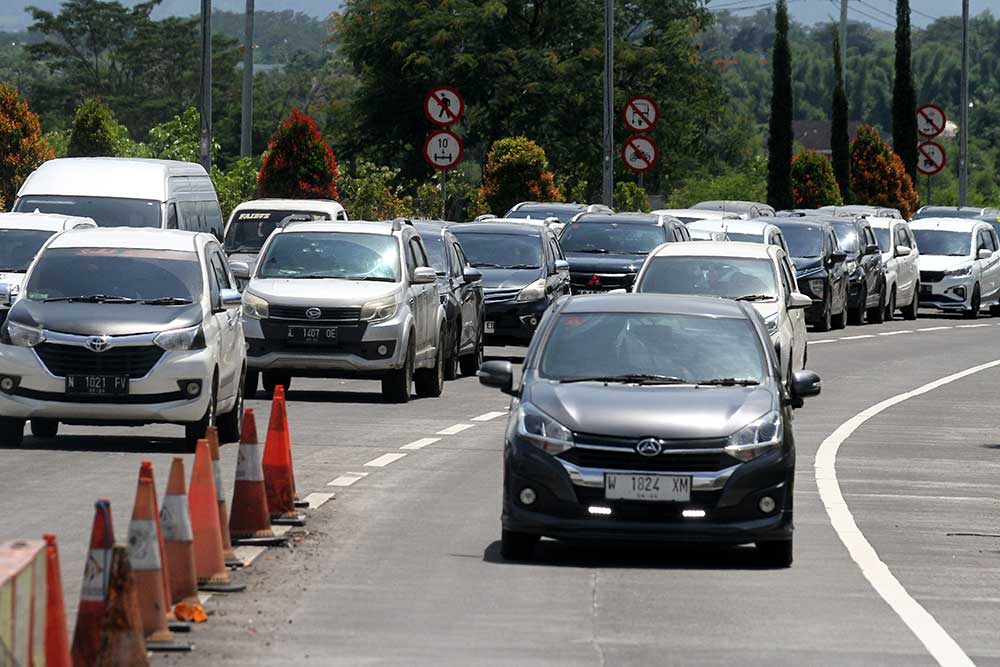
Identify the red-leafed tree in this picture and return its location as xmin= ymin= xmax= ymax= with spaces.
xmin=850 ymin=124 xmax=919 ymax=219
xmin=0 ymin=83 xmax=54 ymax=209
xmin=791 ymin=149 xmax=843 ymax=209
xmin=257 ymin=109 xmax=339 ymax=200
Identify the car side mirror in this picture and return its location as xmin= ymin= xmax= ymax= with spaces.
xmin=413 ymin=267 xmax=437 ymax=284
xmin=788 ymin=292 xmax=812 ymax=309
xmin=978 ymin=248 xmax=993 ymax=260
xmin=219 ymin=288 xmax=242 ymax=310
xmin=554 ymin=259 xmax=570 ymax=274
xmin=865 ymin=243 xmax=881 ymax=255
xmin=790 ymin=369 xmax=821 ymax=408
xmin=462 ymin=266 xmax=482 ymax=283
xmin=894 ymin=244 xmax=911 ymax=258
xmin=229 ymin=261 xmax=251 ymax=280
xmin=477 ymin=360 xmax=515 ymax=395
xmin=0 ymin=283 xmax=9 ymax=307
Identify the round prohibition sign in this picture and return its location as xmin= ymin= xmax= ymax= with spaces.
xmin=916 ymin=104 xmax=946 ymax=139
xmin=623 ymin=96 xmax=659 ymax=132
xmin=424 ymin=86 xmax=464 ymax=127
xmin=424 ymin=129 xmax=463 ymax=171
xmin=621 ymin=135 xmax=658 ymax=173
xmin=917 ymin=140 xmax=946 ymax=176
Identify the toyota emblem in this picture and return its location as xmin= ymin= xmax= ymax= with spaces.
xmin=635 ymin=438 xmax=663 ymax=457
xmin=86 ymin=336 xmax=110 ymax=353
xmin=305 ymin=307 xmax=322 ymax=320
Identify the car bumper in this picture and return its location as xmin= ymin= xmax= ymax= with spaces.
xmin=919 ymin=278 xmax=972 ymax=310
xmin=483 ymin=299 xmax=549 ymax=344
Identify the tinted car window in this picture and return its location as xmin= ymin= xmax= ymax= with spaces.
xmin=0 ymin=229 xmax=56 ymax=272
xmin=726 ymin=232 xmax=764 ymax=243
xmin=452 ymin=232 xmax=543 ymax=269
xmin=258 ymin=232 xmax=400 ymax=281
xmin=15 ymin=196 xmax=161 ymax=228
xmin=911 ymin=230 xmax=971 ymax=256
xmin=559 ymin=223 xmax=666 ymax=255
xmin=637 ymin=256 xmax=778 ymax=300
xmin=781 ymin=226 xmax=825 ymax=257
xmin=224 ymin=209 xmax=331 ymax=252
xmin=422 ymin=233 xmax=448 ymax=274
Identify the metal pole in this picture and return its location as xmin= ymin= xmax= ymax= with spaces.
xmin=839 ymin=0 xmax=848 ymax=84
xmin=440 ymin=170 xmax=447 ymax=220
xmin=927 ymin=174 xmax=931 ymax=206
xmin=959 ymin=0 xmax=969 ymax=206
xmin=240 ymin=0 xmax=254 ymax=158
xmin=601 ymin=0 xmax=614 ymax=207
xmin=199 ymin=0 xmax=212 ymax=171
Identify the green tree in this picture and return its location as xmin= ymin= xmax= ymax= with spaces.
xmin=338 ymin=159 xmax=413 ymax=220
xmin=830 ymin=30 xmax=851 ymax=202
xmin=892 ymin=0 xmax=918 ymax=180
xmin=791 ymin=149 xmax=843 ymax=208
xmin=211 ymin=157 xmax=259 ymax=219
xmin=67 ymin=97 xmax=119 ymax=156
xmin=258 ymin=109 xmax=339 ymax=200
xmin=613 ymin=182 xmax=650 ymax=212
xmin=766 ymin=0 xmax=794 ymax=210
xmin=0 ymin=82 xmax=53 ymax=208
xmin=479 ymin=136 xmax=560 ymax=215
xmin=666 ymin=157 xmax=767 ymax=207
xmin=850 ymin=124 xmax=919 ymax=218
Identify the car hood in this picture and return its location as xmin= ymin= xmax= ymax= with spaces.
xmin=248 ymin=278 xmax=400 ymax=305
xmin=10 ymin=301 xmax=203 ymax=337
xmin=918 ymin=255 xmax=972 ymax=272
xmin=791 ymin=256 xmax=824 ymax=276
xmin=565 ymin=253 xmax=644 ymax=274
xmin=477 ymin=268 xmax=543 ymax=290
xmin=525 ymin=381 xmax=776 ymax=440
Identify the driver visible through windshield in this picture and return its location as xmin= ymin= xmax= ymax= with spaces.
xmin=258 ymin=231 xmax=400 ymax=281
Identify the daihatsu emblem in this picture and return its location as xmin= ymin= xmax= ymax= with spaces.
xmin=636 ymin=438 xmax=663 ymax=457
xmin=86 ymin=336 xmax=110 ymax=353
xmin=305 ymin=307 xmax=322 ymax=320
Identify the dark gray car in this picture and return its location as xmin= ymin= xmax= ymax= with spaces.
xmin=478 ymin=293 xmax=821 ymax=567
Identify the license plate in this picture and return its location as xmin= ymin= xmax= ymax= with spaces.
xmin=484 ymin=321 xmax=495 ymax=334
xmin=288 ymin=325 xmax=338 ymax=344
xmin=574 ymin=288 xmax=603 ymax=294
xmin=605 ymin=473 xmax=691 ymax=502
xmin=66 ymin=375 xmax=129 ymax=396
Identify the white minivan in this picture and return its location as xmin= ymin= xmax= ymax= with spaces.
xmin=869 ymin=218 xmax=920 ymax=320
xmin=13 ymin=158 xmax=224 ymax=238
xmin=911 ymin=218 xmax=1000 ymax=317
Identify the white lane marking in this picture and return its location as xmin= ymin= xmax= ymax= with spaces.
xmin=233 ymin=546 xmax=266 ymax=566
xmin=840 ymin=334 xmax=876 ymax=340
xmin=815 ymin=359 xmax=1000 ymax=667
xmin=437 ymin=423 xmax=474 ymax=435
xmin=957 ymin=323 xmax=991 ymax=329
xmin=364 ymin=452 xmax=408 ymax=467
xmin=272 ymin=524 xmax=292 ymax=537
xmin=301 ymin=492 xmax=336 ymax=509
xmin=199 ymin=592 xmax=213 ymax=605
xmin=878 ymin=330 xmax=913 ymax=336
xmin=472 ymin=411 xmax=507 ymax=422
xmin=401 ymin=437 xmax=440 ymax=450
xmin=917 ymin=326 xmax=952 ymax=332
xmin=328 ymin=472 xmax=368 ymax=487
xmin=808 ymin=339 xmax=838 ymax=345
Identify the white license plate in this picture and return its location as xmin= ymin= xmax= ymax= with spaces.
xmin=575 ymin=289 xmax=603 ymax=294
xmin=605 ymin=473 xmax=691 ymax=502
xmin=484 ymin=321 xmax=495 ymax=333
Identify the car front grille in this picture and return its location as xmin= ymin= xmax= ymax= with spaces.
xmin=920 ymin=271 xmax=945 ymax=283
xmin=560 ymin=433 xmax=737 ymax=472
xmin=268 ymin=305 xmax=362 ymax=321
xmin=484 ymin=288 xmax=522 ymax=304
xmin=570 ymin=272 xmax=635 ymax=292
xmin=34 ymin=343 xmax=164 ymax=379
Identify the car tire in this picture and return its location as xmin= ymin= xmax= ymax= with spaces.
xmin=459 ymin=323 xmax=484 ymax=377
xmin=185 ymin=376 xmax=218 ymax=451
xmin=0 ymin=418 xmax=24 ymax=447
xmin=443 ymin=321 xmax=460 ymax=381
xmin=30 ymin=419 xmax=58 ymax=439
xmin=963 ymin=284 xmax=981 ymax=319
xmin=415 ymin=326 xmax=446 ymax=398
xmin=902 ymin=284 xmax=919 ymax=320
xmin=381 ymin=338 xmax=414 ymax=403
xmin=262 ymin=372 xmax=291 ymax=394
xmin=244 ymin=369 xmax=259 ymax=399
xmin=756 ymin=539 xmax=793 ymax=568
xmin=884 ymin=288 xmax=896 ymax=322
xmin=813 ymin=295 xmax=832 ymax=332
xmin=216 ymin=370 xmax=245 ymax=444
xmin=867 ymin=287 xmax=886 ymax=324
xmin=848 ymin=286 xmax=866 ymax=325
xmin=500 ymin=529 xmax=540 ymax=561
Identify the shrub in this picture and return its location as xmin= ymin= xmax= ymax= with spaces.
xmin=0 ymin=82 xmax=54 ymax=206
xmin=791 ymin=149 xmax=843 ymax=208
xmin=67 ymin=98 xmax=118 ymax=157
xmin=613 ymin=181 xmax=650 ymax=212
xmin=666 ymin=157 xmax=767 ymax=207
xmin=338 ymin=159 xmax=411 ymax=220
xmin=850 ymin=124 xmax=919 ymax=219
xmin=479 ymin=136 xmax=560 ymax=214
xmin=147 ymin=107 xmax=215 ymax=163
xmin=257 ymin=109 xmax=339 ymax=200
xmin=211 ymin=157 xmax=260 ymax=220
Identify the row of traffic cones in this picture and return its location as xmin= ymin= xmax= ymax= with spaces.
xmin=40 ymin=385 xmax=308 ymax=667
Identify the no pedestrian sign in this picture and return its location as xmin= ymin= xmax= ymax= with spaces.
xmin=424 ymin=86 xmax=464 ymax=127
xmin=623 ymin=96 xmax=659 ymax=132
xmin=424 ymin=130 xmax=463 ymax=171
xmin=916 ymin=104 xmax=946 ymax=138
xmin=621 ymin=135 xmax=658 ymax=173
xmin=917 ymin=141 xmax=946 ymax=176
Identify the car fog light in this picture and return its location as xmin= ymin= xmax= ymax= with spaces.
xmin=758 ymin=496 xmax=776 ymax=514
xmin=0 ymin=376 xmax=17 ymax=392
xmin=519 ymin=488 xmax=537 ymax=505
xmin=377 ymin=344 xmax=389 ymax=356
xmin=179 ymin=380 xmax=202 ymax=397
xmin=588 ymin=505 xmax=612 ymax=516
xmin=682 ymin=509 xmax=706 ymax=519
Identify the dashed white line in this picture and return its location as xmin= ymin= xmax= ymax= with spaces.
xmin=917 ymin=326 xmax=952 ymax=332
xmin=472 ymin=411 xmax=507 ymax=422
xmin=437 ymin=423 xmax=474 ymax=435
xmin=957 ymin=323 xmax=991 ymax=329
xmin=199 ymin=592 xmax=213 ymax=605
xmin=301 ymin=492 xmax=336 ymax=509
xmin=364 ymin=452 xmax=408 ymax=467
xmin=878 ymin=330 xmax=913 ymax=336
xmin=328 ymin=472 xmax=368 ymax=487
xmin=401 ymin=437 xmax=441 ymax=450
xmin=840 ymin=334 xmax=876 ymax=340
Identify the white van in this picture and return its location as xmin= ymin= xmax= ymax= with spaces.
xmin=13 ymin=158 xmax=224 ymax=239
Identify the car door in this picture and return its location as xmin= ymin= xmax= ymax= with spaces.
xmin=892 ymin=224 xmax=912 ymax=301
xmin=452 ymin=239 xmax=479 ymax=352
xmin=778 ymin=252 xmax=806 ymax=372
xmin=982 ymin=228 xmax=1000 ymax=300
xmin=973 ymin=229 xmax=991 ymax=299
xmin=859 ymin=224 xmax=881 ymax=306
xmin=206 ymin=244 xmax=241 ymax=401
xmin=546 ymin=232 xmax=570 ymax=295
xmin=408 ymin=236 xmax=438 ymax=359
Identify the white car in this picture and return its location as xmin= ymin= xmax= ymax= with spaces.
xmin=0 ymin=228 xmax=246 ymax=447
xmin=868 ymin=217 xmax=920 ymax=319
xmin=649 ymin=208 xmax=742 ymax=224
xmin=911 ymin=218 xmax=1000 ymax=317
xmin=686 ymin=218 xmax=789 ymax=254
xmin=632 ymin=241 xmax=810 ymax=377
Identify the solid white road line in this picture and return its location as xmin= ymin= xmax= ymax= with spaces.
xmin=301 ymin=492 xmax=336 ymax=509
xmin=328 ymin=472 xmax=368 ymax=487
xmin=437 ymin=423 xmax=475 ymax=435
xmin=401 ymin=437 xmax=441 ymax=450
xmin=957 ymin=323 xmax=991 ymax=329
xmin=472 ymin=411 xmax=507 ymax=422
xmin=878 ymin=330 xmax=913 ymax=336
xmin=272 ymin=524 xmax=292 ymax=537
xmin=808 ymin=339 xmax=838 ymax=345
xmin=232 ymin=546 xmax=267 ymax=566
xmin=815 ymin=359 xmax=1000 ymax=667
xmin=840 ymin=334 xmax=876 ymax=340
xmin=364 ymin=452 xmax=408 ymax=467
xmin=917 ymin=326 xmax=952 ymax=332
xmin=199 ymin=592 xmax=213 ymax=605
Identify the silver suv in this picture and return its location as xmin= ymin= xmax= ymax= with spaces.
xmin=232 ymin=219 xmax=447 ymax=403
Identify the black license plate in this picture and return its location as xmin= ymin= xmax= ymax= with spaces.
xmin=66 ymin=375 xmax=129 ymax=395
xmin=287 ymin=325 xmax=338 ymax=344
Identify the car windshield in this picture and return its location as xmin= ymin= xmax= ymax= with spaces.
xmin=223 ymin=209 xmax=331 ymax=252
xmin=725 ymin=232 xmax=763 ymax=243
xmin=780 ymin=226 xmax=824 ymax=257
xmin=559 ymin=223 xmax=665 ymax=255
xmin=0 ymin=229 xmax=56 ymax=272
xmin=637 ymin=256 xmax=778 ymax=300
xmin=538 ymin=312 xmax=766 ymax=384
xmin=452 ymin=232 xmax=543 ymax=269
xmin=507 ymin=208 xmax=581 ymax=224
xmin=911 ymin=230 xmax=971 ymax=256
xmin=24 ymin=248 xmax=201 ymax=302
xmin=830 ymin=223 xmax=859 ymax=255
xmin=421 ymin=233 xmax=448 ymax=274
xmin=873 ymin=228 xmax=891 ymax=252
xmin=14 ymin=196 xmax=161 ymax=228
xmin=257 ymin=231 xmax=400 ymax=281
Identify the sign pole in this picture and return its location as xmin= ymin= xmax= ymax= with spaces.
xmin=601 ymin=0 xmax=614 ymax=207
xmin=199 ymin=0 xmax=212 ymax=171
xmin=440 ymin=170 xmax=446 ymax=219
xmin=960 ymin=0 xmax=970 ymax=206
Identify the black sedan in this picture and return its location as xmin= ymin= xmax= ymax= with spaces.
xmin=478 ymin=293 xmax=821 ymax=567
xmin=772 ymin=219 xmax=849 ymax=331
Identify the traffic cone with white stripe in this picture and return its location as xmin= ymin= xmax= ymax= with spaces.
xmin=161 ymin=458 xmax=206 ymax=622
xmin=190 ymin=438 xmax=245 ymax=592
xmin=263 ymin=385 xmax=306 ymax=526
xmin=205 ymin=426 xmax=242 ymax=567
xmin=71 ymin=499 xmax=114 ymax=667
xmin=127 ymin=464 xmax=191 ymax=652
xmin=93 ymin=545 xmax=148 ymax=667
xmin=229 ymin=408 xmax=289 ymax=546
xmin=139 ymin=461 xmax=191 ymax=634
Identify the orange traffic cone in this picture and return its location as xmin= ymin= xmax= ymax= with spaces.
xmin=127 ymin=464 xmax=191 ymax=652
xmin=263 ymin=386 xmax=305 ymax=526
xmin=205 ymin=426 xmax=242 ymax=567
xmin=190 ymin=439 xmax=245 ymax=593
xmin=139 ymin=461 xmax=191 ymax=634
xmin=93 ymin=545 xmax=149 ymax=667
xmin=43 ymin=534 xmax=71 ymax=667
xmin=160 ymin=458 xmax=207 ymax=622
xmin=230 ymin=409 xmax=289 ymax=546
xmin=71 ymin=499 xmax=114 ymax=667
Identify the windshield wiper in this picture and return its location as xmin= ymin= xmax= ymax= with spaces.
xmin=561 ymin=374 xmax=690 ymax=385
xmin=696 ymin=377 xmax=761 ymax=387
xmin=733 ymin=294 xmax=773 ymax=302
xmin=227 ymin=245 xmax=261 ymax=253
xmin=502 ymin=264 xmax=541 ymax=269
xmin=42 ymin=294 xmax=139 ymax=304
xmin=471 ymin=263 xmax=505 ymax=268
xmin=574 ymin=248 xmax=610 ymax=254
xmin=139 ymin=297 xmax=192 ymax=305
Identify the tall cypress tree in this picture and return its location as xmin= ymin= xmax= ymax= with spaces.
xmin=891 ymin=0 xmax=918 ymax=180
xmin=831 ymin=30 xmax=851 ymax=202
xmin=767 ymin=0 xmax=794 ymax=210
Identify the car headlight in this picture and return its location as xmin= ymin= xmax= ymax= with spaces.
xmin=361 ymin=295 xmax=399 ymax=322
xmin=945 ymin=264 xmax=973 ymax=278
xmin=846 ymin=261 xmax=858 ymax=274
xmin=725 ymin=411 xmax=783 ymax=462
xmin=516 ymin=402 xmax=574 ymax=454
xmin=808 ymin=279 xmax=825 ymax=295
xmin=153 ymin=325 xmax=206 ymax=351
xmin=1 ymin=321 xmax=45 ymax=347
xmin=765 ymin=313 xmax=779 ymax=336
xmin=242 ymin=292 xmax=269 ymax=319
xmin=516 ymin=278 xmax=547 ymax=302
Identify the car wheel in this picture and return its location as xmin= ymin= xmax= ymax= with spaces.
xmin=459 ymin=322 xmax=484 ymax=377
xmin=262 ymin=372 xmax=291 ymax=393
xmin=867 ymin=286 xmax=886 ymax=324
xmin=883 ymin=288 xmax=896 ymax=322
xmin=216 ymin=369 xmax=245 ymax=444
xmin=756 ymin=539 xmax=793 ymax=568
xmin=30 ymin=419 xmax=58 ymax=439
xmin=381 ymin=338 xmax=414 ymax=403
xmin=963 ymin=283 xmax=981 ymax=319
xmin=443 ymin=321 xmax=460 ymax=381
xmin=0 ymin=418 xmax=24 ymax=447
xmin=244 ymin=369 xmax=259 ymax=398
xmin=848 ymin=286 xmax=866 ymax=325
xmin=902 ymin=284 xmax=919 ymax=320
xmin=185 ymin=376 xmax=218 ymax=450
xmin=500 ymin=529 xmax=540 ymax=561
xmin=813 ymin=295 xmax=832 ymax=332
xmin=415 ymin=326 xmax=446 ymax=398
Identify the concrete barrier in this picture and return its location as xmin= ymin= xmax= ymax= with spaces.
xmin=0 ymin=539 xmax=46 ymax=667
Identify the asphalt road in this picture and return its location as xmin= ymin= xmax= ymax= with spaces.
xmin=2 ymin=310 xmax=999 ymax=665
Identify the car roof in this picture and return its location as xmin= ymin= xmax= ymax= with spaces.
xmin=572 ymin=213 xmax=665 ymax=225
xmin=0 ymin=211 xmax=97 ymax=232
xmin=275 ymin=220 xmax=396 ymax=236
xmin=47 ymin=227 xmax=205 ymax=251
xmin=513 ymin=202 xmax=588 ymax=212
xmin=649 ymin=241 xmax=778 ymax=259
xmin=450 ymin=222 xmax=545 ymax=236
xmin=771 ymin=218 xmax=832 ymax=233
xmin=560 ymin=292 xmax=752 ymax=319
xmin=652 ymin=209 xmax=742 ymax=221
xmin=722 ymin=219 xmax=776 ymax=233
xmin=230 ymin=198 xmax=345 ymax=215
xmin=17 ymin=158 xmax=208 ymax=201
xmin=908 ymin=218 xmax=984 ymax=232
xmin=412 ymin=220 xmax=455 ymax=236
xmin=866 ymin=217 xmax=906 ymax=229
